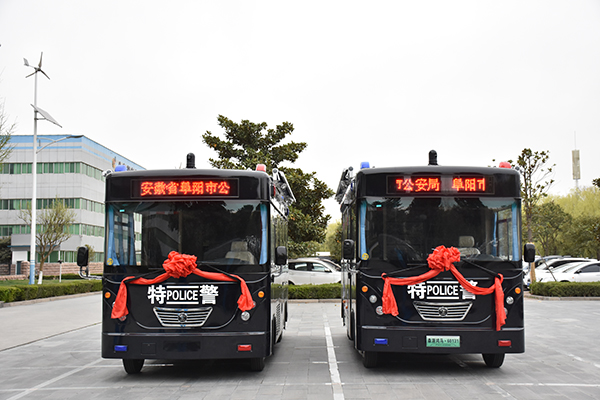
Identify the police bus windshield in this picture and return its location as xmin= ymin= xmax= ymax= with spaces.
xmin=106 ymin=200 xmax=267 ymax=268
xmin=361 ymin=197 xmax=520 ymax=265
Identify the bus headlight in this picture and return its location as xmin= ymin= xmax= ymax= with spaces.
xmin=506 ymin=296 xmax=514 ymax=305
xmin=375 ymin=306 xmax=384 ymax=316
xmin=369 ymin=295 xmax=377 ymax=304
xmin=241 ymin=311 xmax=251 ymax=321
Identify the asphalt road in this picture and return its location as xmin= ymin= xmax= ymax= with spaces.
xmin=1 ymin=294 xmax=600 ymax=399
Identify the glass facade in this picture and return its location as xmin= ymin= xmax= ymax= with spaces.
xmin=2 ymin=161 xmax=104 ymax=181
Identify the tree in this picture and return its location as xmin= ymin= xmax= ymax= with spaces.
xmin=513 ymin=148 xmax=554 ymax=283
xmin=84 ymin=244 xmax=96 ymax=263
xmin=562 ymin=215 xmax=600 ymax=260
xmin=593 ymin=178 xmax=600 ymax=189
xmin=284 ymin=168 xmax=334 ymax=258
xmin=202 ymin=116 xmax=333 ymax=257
xmin=323 ymin=221 xmax=342 ymax=262
xmin=531 ymin=201 xmax=571 ymax=256
xmin=0 ymin=99 xmax=16 ymax=176
xmin=553 ymin=187 xmax=600 ymax=218
xmin=0 ymin=237 xmax=11 ymax=264
xmin=203 ymin=115 xmax=306 ymax=171
xmin=19 ymin=197 xmax=76 ymax=283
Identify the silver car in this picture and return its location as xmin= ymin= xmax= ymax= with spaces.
xmin=288 ymin=258 xmax=342 ymax=285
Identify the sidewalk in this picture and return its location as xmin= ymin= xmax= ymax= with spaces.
xmin=0 ymin=292 xmax=102 ymax=351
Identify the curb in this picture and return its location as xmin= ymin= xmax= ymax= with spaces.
xmin=524 ymin=292 xmax=600 ymax=301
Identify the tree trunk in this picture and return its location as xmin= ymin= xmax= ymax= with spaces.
xmin=37 ymin=259 xmax=45 ymax=284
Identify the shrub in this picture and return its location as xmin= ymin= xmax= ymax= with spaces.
xmin=0 ymin=279 xmax=346 ymax=303
xmin=0 ymin=279 xmax=102 ymax=303
xmin=289 ymin=283 xmax=341 ymax=299
xmin=530 ymin=281 xmax=600 ymax=297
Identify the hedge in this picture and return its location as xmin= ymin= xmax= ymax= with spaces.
xmin=0 ymin=279 xmax=102 ymax=303
xmin=0 ymin=279 xmax=341 ymax=304
xmin=288 ymin=283 xmax=341 ymax=299
xmin=530 ymin=281 xmax=600 ymax=297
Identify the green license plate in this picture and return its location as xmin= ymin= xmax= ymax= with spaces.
xmin=426 ymin=335 xmax=460 ymax=348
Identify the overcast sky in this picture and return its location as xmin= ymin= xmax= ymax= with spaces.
xmin=1 ymin=1 xmax=599 ymax=220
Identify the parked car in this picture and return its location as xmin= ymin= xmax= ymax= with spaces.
xmin=288 ymin=258 xmax=342 ymax=285
xmin=524 ymin=257 xmax=590 ymax=288
xmin=536 ymin=260 xmax=595 ymax=282
xmin=543 ymin=261 xmax=600 ymax=283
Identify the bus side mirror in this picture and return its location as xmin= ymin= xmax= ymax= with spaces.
xmin=275 ymin=246 xmax=288 ymax=265
xmin=77 ymin=246 xmax=89 ymax=267
xmin=343 ymin=239 xmax=355 ymax=260
xmin=77 ymin=246 xmax=90 ymax=279
xmin=523 ymin=243 xmax=535 ymax=263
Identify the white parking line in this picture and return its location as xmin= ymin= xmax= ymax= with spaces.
xmin=324 ymin=312 xmax=344 ymax=400
xmin=6 ymin=359 xmax=103 ymax=400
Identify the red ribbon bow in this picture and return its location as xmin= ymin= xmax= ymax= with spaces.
xmin=111 ymin=251 xmax=254 ymax=320
xmin=381 ymin=245 xmax=506 ymax=331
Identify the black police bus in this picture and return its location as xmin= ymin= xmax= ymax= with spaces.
xmin=336 ymin=151 xmax=534 ymax=368
xmin=81 ymin=155 xmax=294 ymax=373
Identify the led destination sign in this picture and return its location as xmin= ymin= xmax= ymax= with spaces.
xmin=387 ymin=175 xmax=493 ymax=195
xmin=133 ymin=178 xmax=239 ymax=198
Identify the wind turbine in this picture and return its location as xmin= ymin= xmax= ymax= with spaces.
xmin=24 ymin=52 xmax=51 ymax=80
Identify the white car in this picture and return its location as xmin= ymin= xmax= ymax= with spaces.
xmin=536 ymin=260 xmax=594 ymax=282
xmin=546 ymin=261 xmax=600 ymax=283
xmin=524 ymin=257 xmax=590 ymax=287
xmin=288 ymin=258 xmax=342 ymax=285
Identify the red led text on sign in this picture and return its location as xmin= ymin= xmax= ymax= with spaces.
xmin=139 ymin=180 xmax=233 ymax=197
xmin=387 ymin=175 xmax=493 ymax=195
xmin=451 ymin=177 xmax=486 ymax=192
xmin=395 ymin=177 xmax=441 ymax=193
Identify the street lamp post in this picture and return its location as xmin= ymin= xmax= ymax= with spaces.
xmin=24 ymin=53 xmax=65 ymax=285
xmin=28 ymin=135 xmax=83 ymax=285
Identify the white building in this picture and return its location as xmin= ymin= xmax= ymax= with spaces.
xmin=0 ymin=135 xmax=143 ymax=274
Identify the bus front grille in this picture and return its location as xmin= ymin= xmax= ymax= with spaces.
xmin=153 ymin=307 xmax=213 ymax=327
xmin=413 ymin=301 xmax=472 ymax=321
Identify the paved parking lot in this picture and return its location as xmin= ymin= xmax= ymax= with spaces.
xmin=1 ymin=294 xmax=600 ymax=399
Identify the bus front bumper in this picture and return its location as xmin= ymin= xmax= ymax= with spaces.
xmin=358 ymin=326 xmax=524 ymax=354
xmin=102 ymin=331 xmax=270 ymax=360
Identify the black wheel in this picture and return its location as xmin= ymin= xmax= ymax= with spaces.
xmin=123 ymin=359 xmax=144 ymax=374
xmin=482 ymin=353 xmax=505 ymax=368
xmin=250 ymin=357 xmax=265 ymax=371
xmin=362 ymin=351 xmax=378 ymax=368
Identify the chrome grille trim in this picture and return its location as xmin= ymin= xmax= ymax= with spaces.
xmin=413 ymin=301 xmax=472 ymax=321
xmin=153 ymin=306 xmax=213 ymax=327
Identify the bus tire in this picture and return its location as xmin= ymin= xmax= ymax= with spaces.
xmin=123 ymin=359 xmax=144 ymax=374
xmin=482 ymin=353 xmax=505 ymax=368
xmin=362 ymin=351 xmax=378 ymax=368
xmin=250 ymin=357 xmax=265 ymax=371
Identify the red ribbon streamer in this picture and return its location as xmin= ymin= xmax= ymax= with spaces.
xmin=381 ymin=245 xmax=506 ymax=331
xmin=111 ymin=251 xmax=254 ymax=319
